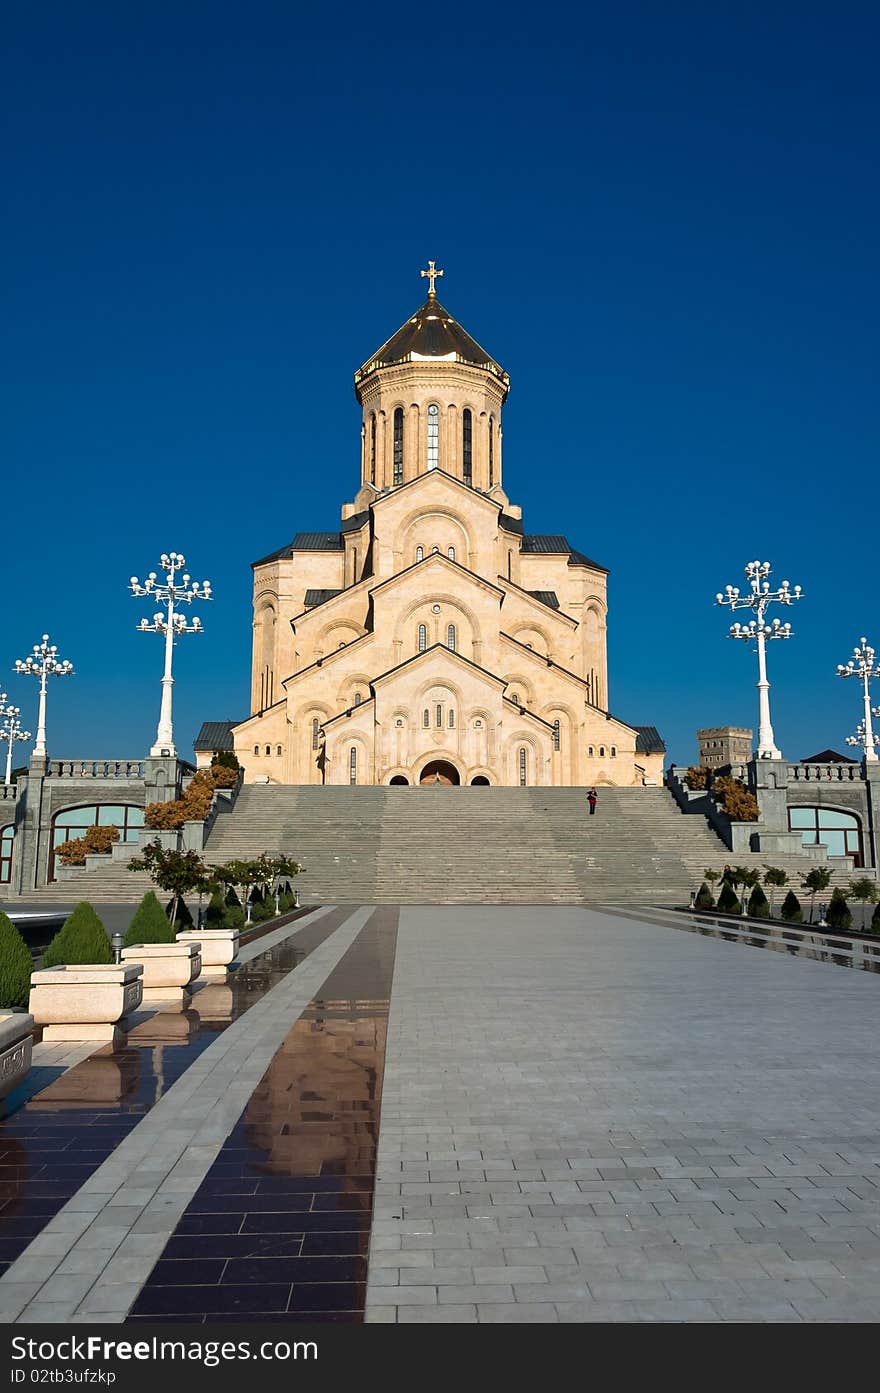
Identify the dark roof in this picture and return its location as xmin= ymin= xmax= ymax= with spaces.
xmin=568 ymin=548 xmax=609 ymax=573
xmin=341 ymin=510 xmax=370 ymax=534
xmin=194 ymin=721 xmax=241 ymax=753
xmin=520 ymin=534 xmax=608 ymax=573
xmin=527 ymin=590 xmax=560 ymax=610
xmin=292 ymin=531 xmax=344 ymax=551
xmin=304 ymin=588 xmax=343 ymax=608
xmin=499 ymin=512 xmax=523 ymax=535
xmin=634 ymin=726 xmax=666 ymax=755
xmin=356 ymin=294 xmax=508 ymax=388
xmin=252 ymin=540 xmax=294 ymax=568
xmin=800 ymin=748 xmax=857 ymax=764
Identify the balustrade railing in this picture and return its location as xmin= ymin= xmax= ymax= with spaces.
xmin=45 ymin=759 xmax=146 ymax=780
xmin=0 ymin=784 xmax=17 ymax=801
xmin=788 ymin=762 xmax=860 ymax=782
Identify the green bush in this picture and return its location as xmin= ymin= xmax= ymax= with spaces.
xmin=205 ymin=886 xmax=244 ymax=930
xmin=250 ymin=897 xmax=275 ymax=923
xmin=825 ymin=889 xmax=852 ymax=932
xmin=124 ymin=892 xmax=176 ymax=948
xmin=780 ymin=890 xmax=803 ymax=923
xmin=747 ymin=884 xmax=770 ymax=919
xmin=211 ymin=750 xmax=240 ymax=772
xmin=0 ymin=913 xmax=35 ymax=1008
xmin=43 ymin=903 xmax=112 ymax=967
xmin=694 ymin=882 xmax=714 ymax=909
xmin=716 ymin=881 xmax=741 ymax=914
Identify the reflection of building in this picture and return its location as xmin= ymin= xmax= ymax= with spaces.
xmin=229 ymin=270 xmax=664 ymax=788
xmin=697 ymin=726 xmax=752 ymax=769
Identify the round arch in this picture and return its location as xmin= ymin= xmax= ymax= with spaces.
xmin=418 ymin=759 xmax=461 ymax=786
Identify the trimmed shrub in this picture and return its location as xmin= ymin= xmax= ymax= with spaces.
xmin=871 ymin=901 xmax=880 ymax=934
xmin=211 ymin=750 xmax=240 ymax=773
xmin=43 ymin=903 xmax=112 ymax=967
xmin=694 ymin=882 xmax=714 ymax=909
xmin=713 ymin=776 xmax=760 ymax=822
xmin=716 ymin=881 xmax=741 ymax=914
xmin=168 ymin=896 xmax=194 ymax=929
xmin=747 ymin=884 xmax=770 ymax=919
xmin=780 ymin=890 xmax=803 ymax=923
xmin=205 ymin=887 xmax=229 ymax=929
xmin=124 ymin=891 xmax=176 ymax=947
xmin=207 ymin=764 xmax=238 ymax=789
xmin=0 ymin=913 xmax=35 ymax=1008
xmin=56 ymin=824 xmax=120 ymax=867
xmin=685 ymin=766 xmax=709 ymax=791
xmin=250 ymin=897 xmax=275 ymax=923
xmin=825 ymin=889 xmax=852 ymax=932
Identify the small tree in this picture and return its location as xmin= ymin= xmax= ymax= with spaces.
xmin=694 ymin=881 xmax=714 ymax=909
xmin=128 ymin=842 xmax=209 ymax=928
xmin=801 ymin=867 xmax=833 ymax=924
xmin=734 ymin=865 xmax=761 ymax=891
xmin=0 ymin=913 xmax=35 ymax=1008
xmin=717 ymin=881 xmax=740 ymax=914
xmin=211 ymin=750 xmax=240 ymax=773
xmin=763 ymin=866 xmax=788 ymax=915
xmin=43 ymin=903 xmax=112 ymax=967
xmin=169 ymin=896 xmax=194 ymax=929
xmin=713 ymin=776 xmax=760 ymax=822
xmin=124 ymin=891 xmax=175 ymax=947
xmin=825 ymin=888 xmax=853 ymax=932
xmin=215 ymin=859 xmax=265 ymax=924
xmin=747 ymin=884 xmax=770 ymax=918
xmin=704 ymin=868 xmax=720 ymax=887
xmin=779 ymin=889 xmax=803 ymax=923
xmin=848 ymin=877 xmax=878 ymax=932
xmin=685 ymin=766 xmax=710 ymax=791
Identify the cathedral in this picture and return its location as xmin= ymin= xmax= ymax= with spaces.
xmin=229 ymin=265 xmax=664 ymax=787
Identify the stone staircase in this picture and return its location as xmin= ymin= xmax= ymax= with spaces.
xmin=29 ymin=784 xmax=868 ymax=905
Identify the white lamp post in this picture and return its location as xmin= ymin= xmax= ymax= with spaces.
xmin=14 ymin=635 xmax=74 ymax=761
xmin=839 ymin=638 xmax=880 ymax=763
xmin=716 ymin=560 xmax=802 ymax=760
xmin=130 ymin=551 xmax=212 ymax=757
xmin=0 ymin=706 xmax=31 ymax=785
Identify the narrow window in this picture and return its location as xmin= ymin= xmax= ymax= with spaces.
xmin=370 ymin=414 xmax=376 ymax=484
xmin=447 ymin=623 xmax=456 ymax=652
xmin=553 ymin=719 xmax=560 ymax=751
xmin=610 ymin=745 xmax=617 ymax=758
xmin=265 ymin=745 xmax=271 ymax=756
xmin=599 ymin=746 xmax=606 ymax=757
xmin=312 ymin=718 xmax=319 ymax=750
xmin=519 ymin=747 xmax=527 ymax=785
xmin=423 ymin=709 xmax=430 ymax=728
xmin=448 ymin=546 xmax=455 ymax=560
xmin=354 ymin=692 xmax=362 ymax=706
xmin=418 ymin=623 xmax=427 ymax=652
xmin=276 ymin=744 xmax=282 ymax=756
xmin=416 ymin=545 xmax=423 ymax=562
xmin=393 ymin=406 xmax=404 ymax=485
xmin=448 ymin=709 xmax=455 ymax=729
xmin=462 ymin=408 xmax=472 ymax=483
xmin=352 ymin=547 xmax=358 ymax=582
xmin=508 ymin=551 xmax=512 ymax=579
xmin=432 ymin=545 xmax=439 ymax=553
xmin=510 ymin=692 xmax=519 ymax=705
xmin=427 ymin=404 xmax=439 ymax=469
xmin=349 ymin=747 xmax=357 ymax=784
xmin=254 ymin=745 xmax=259 ymax=756
xmin=588 ymin=745 xmax=594 ymax=756
xmin=436 ymin=704 xmax=443 ymax=728
xmin=488 ymin=416 xmax=495 ymax=486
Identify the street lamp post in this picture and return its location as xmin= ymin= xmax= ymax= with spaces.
xmin=716 ymin=560 xmax=802 ymax=760
xmin=839 ymin=639 xmax=880 ymax=764
xmin=14 ymin=635 xmax=74 ymax=761
xmin=130 ymin=551 xmax=212 ymax=757
xmin=0 ymin=706 xmax=31 ymax=785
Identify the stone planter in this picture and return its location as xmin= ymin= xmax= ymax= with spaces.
xmin=121 ymin=943 xmax=201 ymax=1004
xmin=192 ymin=983 xmax=234 ymax=1023
xmin=0 ymin=1013 xmax=34 ymax=1100
xmin=29 ymin=964 xmax=143 ymax=1045
xmin=176 ymin=929 xmax=239 ymax=979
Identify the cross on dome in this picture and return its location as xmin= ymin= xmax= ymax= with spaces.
xmin=420 ymin=260 xmax=444 ymax=297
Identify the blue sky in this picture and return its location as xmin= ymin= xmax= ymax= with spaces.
xmin=3 ymin=3 xmax=878 ymax=767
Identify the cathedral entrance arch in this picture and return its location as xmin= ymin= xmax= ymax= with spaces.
xmin=389 ymin=775 xmax=409 ymax=785
xmin=470 ymin=775 xmax=490 ymax=785
xmin=418 ymin=759 xmax=460 ymax=786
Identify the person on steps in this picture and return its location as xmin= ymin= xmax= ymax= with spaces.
xmin=587 ymin=787 xmax=598 ymax=816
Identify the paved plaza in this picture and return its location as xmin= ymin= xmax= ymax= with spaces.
xmin=2 ymin=904 xmax=880 ymax=1323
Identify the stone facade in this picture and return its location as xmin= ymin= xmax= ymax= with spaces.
xmin=233 ymin=279 xmax=663 ymax=788
xmin=697 ymin=726 xmax=753 ymax=768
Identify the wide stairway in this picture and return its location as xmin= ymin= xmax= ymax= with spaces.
xmin=39 ymin=785 xmax=863 ymax=906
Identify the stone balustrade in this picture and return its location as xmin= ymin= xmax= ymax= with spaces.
xmin=0 ymin=784 xmax=17 ymax=802
xmin=46 ymin=759 xmax=146 ymax=779
xmin=789 ymin=762 xmax=861 ymax=782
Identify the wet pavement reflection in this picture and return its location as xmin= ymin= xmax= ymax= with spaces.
xmin=128 ymin=906 xmax=398 ymax=1324
xmin=677 ymin=912 xmax=880 ymax=972
xmin=0 ymin=908 xmax=350 ymax=1275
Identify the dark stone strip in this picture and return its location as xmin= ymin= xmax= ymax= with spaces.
xmin=0 ymin=907 xmax=355 ymax=1269
xmin=127 ymin=905 xmax=399 ymax=1324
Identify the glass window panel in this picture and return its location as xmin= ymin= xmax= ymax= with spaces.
xmin=822 ymin=831 xmax=847 ymax=857
xmin=788 ymin=808 xmax=815 ymax=829
xmin=98 ymin=805 xmax=125 ymax=824
xmin=818 ymin=808 xmax=858 ymax=830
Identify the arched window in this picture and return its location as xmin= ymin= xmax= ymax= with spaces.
xmin=553 ymin=719 xmax=560 ymax=751
xmin=416 ymin=546 xmax=424 ymax=562
xmin=447 ymin=623 xmax=456 ymax=652
xmin=276 ymin=745 xmax=282 ymax=756
xmin=599 ymin=746 xmax=606 ymax=757
xmin=519 ymin=747 xmax=527 ymax=785
xmin=488 ymin=415 xmax=495 ymax=486
xmin=588 ymin=745 xmax=594 ymax=756
xmin=0 ymin=826 xmax=14 ymax=885
xmin=418 ymin=624 xmax=427 ymax=652
xmin=610 ymin=745 xmax=617 ymax=757
xmin=349 ymin=747 xmax=357 ymax=784
xmin=432 ymin=545 xmax=439 ymax=553
xmin=393 ymin=406 xmax=404 ymax=485
xmin=354 ymin=692 xmax=362 ymax=706
xmin=265 ymin=745 xmax=271 ymax=756
xmin=427 ymin=404 xmax=439 ymax=469
xmin=370 ymin=413 xmax=377 ymax=484
xmin=448 ymin=710 xmax=455 ymax=729
xmin=436 ymin=704 xmax=443 ymax=728
xmin=448 ymin=546 xmax=455 ymax=560
xmin=789 ymin=807 xmax=863 ymax=865
xmin=510 ymin=692 xmax=519 ymax=705
xmin=352 ymin=547 xmax=358 ymax=582
xmin=312 ymin=718 xmax=319 ymax=750
xmin=462 ymin=408 xmax=472 ymax=483
xmin=254 ymin=745 xmax=259 ymax=756
xmin=423 ymin=709 xmax=430 ymax=728
xmin=50 ymin=804 xmax=145 ymax=883
xmin=508 ymin=551 xmax=512 ymax=580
